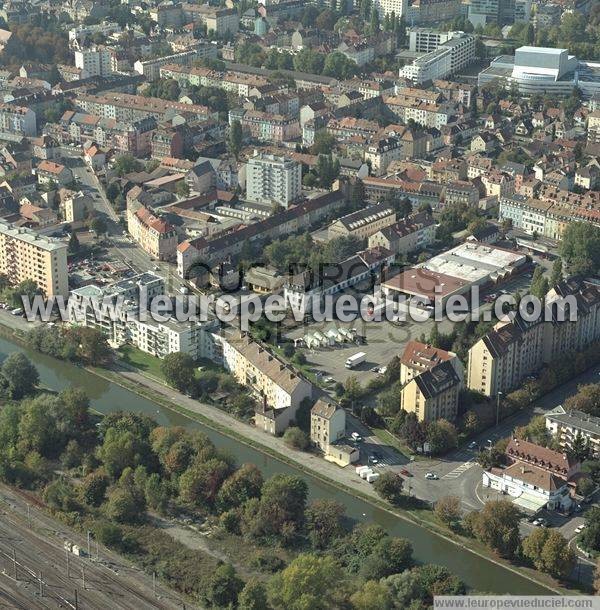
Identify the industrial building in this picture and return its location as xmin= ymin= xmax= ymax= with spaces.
xmin=382 ymin=241 xmax=527 ymax=304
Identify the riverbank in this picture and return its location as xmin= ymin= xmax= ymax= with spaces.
xmin=0 ymin=322 xmax=572 ymax=595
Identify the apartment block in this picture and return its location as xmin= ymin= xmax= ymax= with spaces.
xmin=0 ymin=104 xmax=36 ymax=136
xmin=328 ymin=204 xmax=396 ymax=240
xmin=134 ymin=49 xmax=199 ymax=81
xmin=0 ymin=220 xmax=68 ymax=297
xmin=218 ymin=333 xmax=313 ymax=435
xmin=467 ymin=278 xmax=600 ymax=397
xmin=231 ymin=109 xmax=300 ymax=143
xmin=546 ymin=406 xmax=600 ymax=458
xmin=74 ymin=46 xmax=113 ymax=77
xmin=400 ymin=340 xmax=464 ymax=385
xmin=127 ymin=202 xmax=178 ymax=262
xmin=246 ymin=153 xmax=301 ymax=209
xmin=368 ymin=212 xmax=435 ymax=255
xmin=182 ymin=4 xmax=239 ymax=35
xmin=401 ymin=359 xmax=461 ymax=422
xmin=311 ymin=399 xmax=346 ymax=452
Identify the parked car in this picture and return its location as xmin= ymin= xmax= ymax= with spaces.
xmin=425 ymin=472 xmax=438 ymax=480
xmin=400 ymin=469 xmax=412 ymax=477
xmin=575 ymin=524 xmax=586 ymax=534
xmin=468 ymin=441 xmax=478 ymax=451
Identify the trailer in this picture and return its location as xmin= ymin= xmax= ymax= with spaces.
xmin=345 ymin=351 xmax=366 ymax=369
xmin=360 ymin=468 xmax=373 ymax=480
xmin=355 ymin=465 xmax=370 ymax=477
xmin=366 ymin=472 xmax=380 ymax=483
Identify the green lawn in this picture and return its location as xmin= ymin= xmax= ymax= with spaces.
xmin=372 ymin=427 xmax=425 ymax=461
xmin=118 ymin=345 xmax=165 ymax=380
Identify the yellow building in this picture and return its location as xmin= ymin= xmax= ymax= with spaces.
xmin=401 ymin=360 xmax=461 ymax=423
xmin=127 ymin=203 xmax=178 ymax=261
xmin=0 ymin=219 xmax=68 ymax=297
xmin=467 ymin=278 xmax=600 ymax=397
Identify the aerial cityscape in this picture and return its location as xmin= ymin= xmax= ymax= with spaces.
xmin=0 ymin=0 xmax=599 ymax=607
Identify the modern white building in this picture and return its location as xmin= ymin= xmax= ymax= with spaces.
xmin=134 ymin=49 xmax=200 ymax=82
xmin=246 ymin=153 xmax=302 ymax=209
xmin=69 ymin=272 xmax=216 ymax=359
xmin=374 ymin=0 xmax=407 ymax=17
xmin=478 ymin=46 xmax=600 ymax=99
xmin=546 ymin=406 xmax=600 ymax=458
xmin=400 ymin=31 xmax=476 ymax=84
xmin=74 ymin=46 xmax=113 ymax=77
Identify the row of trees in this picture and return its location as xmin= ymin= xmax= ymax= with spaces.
xmin=27 ymin=325 xmax=112 ymax=366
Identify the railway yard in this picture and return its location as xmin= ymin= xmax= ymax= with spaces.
xmin=0 ymin=484 xmax=188 ymax=609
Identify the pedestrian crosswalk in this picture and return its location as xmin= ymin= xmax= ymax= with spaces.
xmin=442 ymin=460 xmax=477 ymax=480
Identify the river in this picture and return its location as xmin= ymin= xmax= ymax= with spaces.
xmin=0 ymin=335 xmax=552 ymax=594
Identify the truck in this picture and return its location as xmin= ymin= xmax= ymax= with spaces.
xmin=366 ymin=472 xmax=380 ymax=483
xmin=355 ymin=465 xmax=370 ymax=477
xmin=360 ymin=468 xmax=373 ymax=480
xmin=345 ymin=352 xmax=366 ymax=369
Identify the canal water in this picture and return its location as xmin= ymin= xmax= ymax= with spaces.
xmin=0 ymin=335 xmax=551 ymax=594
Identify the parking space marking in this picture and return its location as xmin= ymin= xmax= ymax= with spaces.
xmin=442 ymin=460 xmax=476 ymax=479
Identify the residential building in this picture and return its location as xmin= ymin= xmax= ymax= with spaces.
xmin=406 ymin=0 xmax=461 ymax=23
xmin=69 ymin=273 xmax=216 ymax=359
xmin=61 ymin=191 xmax=94 ymax=223
xmin=134 ymin=49 xmax=200 ymax=81
xmin=311 ymin=399 xmax=346 ymax=452
xmin=0 ymin=219 xmax=68 ymax=297
xmin=36 ymin=161 xmax=73 ymax=186
xmin=0 ymin=104 xmax=36 ymax=136
xmin=246 ymin=153 xmax=302 ymax=209
xmin=74 ymin=46 xmax=113 ymax=77
xmin=400 ymin=340 xmax=464 ymax=385
xmin=546 ymin=406 xmax=600 ymax=458
xmin=183 ymin=5 xmax=239 ymax=35
xmin=368 ymin=212 xmax=435 ymax=255
xmin=328 ymin=204 xmax=396 ymax=240
xmin=232 ymin=109 xmax=300 ymax=143
xmin=400 ymin=31 xmax=476 ymax=84
xmin=400 ymin=359 xmax=461 ymax=422
xmin=482 ymin=438 xmax=580 ymax=512
xmin=127 ymin=202 xmax=178 ymax=261
xmin=373 ymin=0 xmax=407 ymax=17
xmin=467 ymin=278 xmax=600 ymax=397
xmin=218 ymin=333 xmax=313 ymax=435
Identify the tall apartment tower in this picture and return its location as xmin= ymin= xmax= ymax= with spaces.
xmin=0 ymin=220 xmax=68 ymax=297
xmin=246 ymin=153 xmax=302 ymax=209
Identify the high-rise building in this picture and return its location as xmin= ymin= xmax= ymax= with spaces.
xmin=246 ymin=153 xmax=302 ymax=209
xmin=74 ymin=46 xmax=113 ymax=77
xmin=374 ymin=0 xmax=407 ymax=18
xmin=0 ymin=220 xmax=68 ymax=297
xmin=468 ymin=0 xmax=514 ymax=26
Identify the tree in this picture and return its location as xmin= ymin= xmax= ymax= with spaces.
xmin=549 ymin=258 xmax=563 ymax=288
xmin=293 ymin=48 xmax=325 ymax=74
xmin=322 ymin=51 xmax=356 ymax=79
xmin=373 ymin=472 xmax=404 ymax=504
xmin=577 ymin=476 xmax=595 ymax=498
xmin=435 ymin=496 xmax=462 ymax=527
xmin=523 ymin=528 xmax=576 ymax=579
xmin=399 ymin=412 xmax=426 ymax=452
xmin=104 ymin=485 xmax=145 ymax=523
xmin=283 ymin=426 xmax=309 ymax=450
xmin=161 ymin=352 xmax=196 ymax=392
xmin=179 ymin=458 xmax=231 ymax=507
xmin=216 ymin=462 xmax=263 ymax=511
xmin=114 ymin=154 xmax=142 ymax=177
xmin=68 ymin=232 xmax=80 ymax=253
xmin=305 ymin=499 xmax=345 ymax=550
xmin=559 ymin=223 xmax=600 ymax=275
xmin=80 ymin=470 xmax=109 ymax=507
xmin=1 ymin=353 xmax=39 ymax=399
xmin=239 ymin=579 xmax=270 ymax=610
xmin=468 ymin=500 xmax=521 ymax=558
xmin=90 ymin=216 xmax=107 ymax=237
xmin=350 ymin=580 xmax=393 ymax=610
xmin=267 ymin=554 xmax=344 ymax=610
xmin=204 ymin=563 xmax=243 ymax=609
xmin=228 ymin=120 xmax=243 ymax=160
xmin=176 ymin=180 xmax=190 ymax=198
xmin=360 ymin=537 xmax=413 ymax=580
xmin=568 ymin=430 xmax=590 ymax=462
xmin=427 ymin=420 xmax=458 ymax=455
xmin=311 ymin=130 xmax=337 ymax=156
xmin=564 ymin=384 xmax=600 ymax=416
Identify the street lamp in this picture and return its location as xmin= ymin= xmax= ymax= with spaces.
xmin=496 ymin=391 xmax=503 ymax=427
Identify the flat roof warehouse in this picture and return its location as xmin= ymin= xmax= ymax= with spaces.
xmin=382 ymin=242 xmax=528 ymax=304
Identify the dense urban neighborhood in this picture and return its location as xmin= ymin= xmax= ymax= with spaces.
xmin=0 ymin=0 xmax=599 ymax=606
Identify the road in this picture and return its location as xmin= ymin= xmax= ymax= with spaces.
xmin=0 ymin=484 xmax=189 ymax=609
xmin=66 ymin=157 xmax=177 ymax=288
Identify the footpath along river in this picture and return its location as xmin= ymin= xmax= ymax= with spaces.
xmin=0 ymin=335 xmax=553 ymax=594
